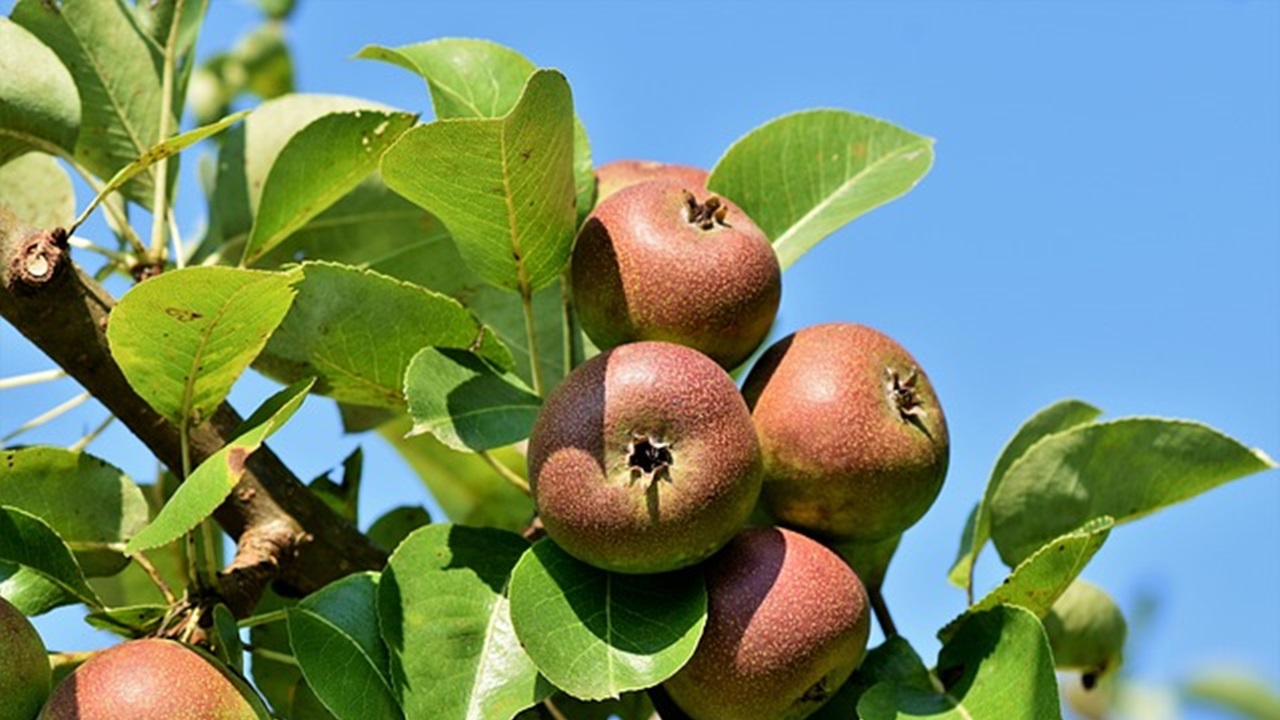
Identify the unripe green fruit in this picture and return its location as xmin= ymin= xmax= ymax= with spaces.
xmin=595 ymin=159 xmax=709 ymax=202
xmin=0 ymin=596 xmax=50 ymax=720
xmin=528 ymin=341 xmax=763 ymax=573
xmin=664 ymin=527 xmax=871 ymax=720
xmin=1044 ymin=580 xmax=1127 ymax=689
xmin=571 ymin=180 xmax=782 ymax=370
xmin=742 ymin=322 xmax=949 ymax=542
xmin=39 ymin=638 xmax=267 ymax=720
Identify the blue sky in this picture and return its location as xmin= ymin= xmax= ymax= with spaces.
xmin=2 ymin=2 xmax=1277 ymax=717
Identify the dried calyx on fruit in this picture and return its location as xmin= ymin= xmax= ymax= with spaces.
xmin=528 ymin=341 xmax=762 ymax=574
xmin=571 ymin=180 xmax=781 ymax=370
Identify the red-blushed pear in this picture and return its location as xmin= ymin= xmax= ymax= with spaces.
xmin=742 ymin=322 xmax=949 ymax=542
xmin=571 ymin=180 xmax=781 ymax=370
xmin=664 ymin=527 xmax=871 ymax=720
xmin=0 ymin=596 xmax=50 ymax=720
xmin=39 ymin=638 xmax=268 ymax=720
xmin=528 ymin=341 xmax=762 ymax=573
xmin=595 ymin=159 xmax=710 ymax=202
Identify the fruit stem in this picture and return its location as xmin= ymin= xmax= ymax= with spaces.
xmin=480 ymin=450 xmax=530 ymax=495
xmin=133 ymin=550 xmax=178 ymax=605
xmin=147 ymin=0 xmax=186 ymax=265
xmin=868 ymin=585 xmax=900 ymax=639
xmin=559 ymin=269 xmax=582 ymax=374
xmin=238 ymin=609 xmax=288 ymax=629
xmin=521 ymin=289 xmax=546 ymax=396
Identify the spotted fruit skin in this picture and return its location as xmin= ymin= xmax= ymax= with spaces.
xmin=0 ymin=596 xmax=50 ymax=720
xmin=742 ymin=322 xmax=949 ymax=542
xmin=571 ymin=180 xmax=782 ymax=370
xmin=39 ymin=639 xmax=266 ymax=720
xmin=664 ymin=527 xmax=871 ymax=720
xmin=595 ymin=159 xmax=709 ymax=202
xmin=528 ymin=341 xmax=762 ymax=573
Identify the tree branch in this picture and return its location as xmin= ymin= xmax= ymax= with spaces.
xmin=1 ymin=224 xmax=386 ymax=615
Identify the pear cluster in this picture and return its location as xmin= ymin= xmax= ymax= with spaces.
xmin=525 ymin=160 xmax=951 ymax=720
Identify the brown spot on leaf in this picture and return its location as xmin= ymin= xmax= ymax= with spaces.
xmin=227 ymin=447 xmax=249 ymax=475
xmin=165 ymin=307 xmax=204 ymax=322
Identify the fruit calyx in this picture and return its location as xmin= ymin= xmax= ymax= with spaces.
xmin=886 ymin=366 xmax=927 ymax=421
xmin=627 ymin=432 xmax=674 ymax=483
xmin=683 ymin=190 xmax=729 ymax=230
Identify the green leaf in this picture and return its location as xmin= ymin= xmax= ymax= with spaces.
xmin=133 ymin=0 xmax=207 ymax=61
xmin=938 ymin=517 xmax=1113 ymax=643
xmin=211 ymin=603 xmax=244 ymax=674
xmin=0 ymin=505 xmax=101 ymax=610
xmin=356 ymin=39 xmax=535 ymax=119
xmin=379 ymin=524 xmax=547 ymax=719
xmin=707 ymin=110 xmax=934 ymax=270
xmin=859 ymin=606 xmax=1061 ymax=720
xmin=125 ymin=378 xmax=314 ymax=555
xmin=949 ymin=400 xmax=1103 ymax=591
xmin=290 ymin=572 xmax=401 ymax=720
xmin=196 ymin=94 xmax=388 ymax=261
xmin=366 ymin=506 xmax=431 ymax=553
xmin=75 ymin=110 xmax=249 ymax=230
xmin=12 ymin=0 xmax=170 ymax=206
xmin=1184 ymin=670 xmax=1280 ymax=720
xmin=0 ymin=17 xmax=79 ymax=164
xmin=550 ymin=693 xmax=654 ymax=720
xmin=0 ymin=153 xmax=75 ymax=229
xmin=377 ymin=419 xmax=533 ymax=532
xmin=404 ymin=347 xmax=541 ymax=452
xmin=462 ymin=279 xmax=580 ymax=394
xmin=84 ymin=604 xmax=167 ymax=638
xmin=508 ymin=539 xmax=707 ymax=701
xmin=0 ymin=446 xmax=148 ymax=576
xmin=357 ymin=39 xmax=597 ymax=227
xmin=257 ymin=261 xmax=510 ymax=408
xmin=0 ymin=565 xmax=67 ymax=616
xmin=108 ymin=265 xmax=300 ymax=427
xmin=382 ymin=69 xmax=577 ymax=294
xmin=249 ymin=588 xmax=301 ymax=716
xmin=989 ymin=418 xmax=1277 ymax=566
xmin=811 ymin=638 xmax=934 ymax=720
xmin=243 ymin=109 xmax=418 ymax=265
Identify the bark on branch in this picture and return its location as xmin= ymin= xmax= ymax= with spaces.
xmin=1 ymin=225 xmax=386 ymax=615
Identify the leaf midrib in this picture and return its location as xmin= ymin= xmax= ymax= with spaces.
xmin=178 ymin=279 xmax=265 ymax=426
xmin=771 ymin=137 xmax=932 ymax=266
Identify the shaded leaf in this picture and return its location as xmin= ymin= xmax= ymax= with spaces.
xmin=257 ymin=261 xmax=510 ymax=408
xmin=859 ymin=606 xmax=1061 ymax=720
xmin=0 ymin=505 xmax=101 ymax=609
xmin=939 ymin=517 xmax=1113 ymax=643
xmin=949 ymin=400 xmax=1104 ymax=592
xmin=0 ymin=446 xmax=148 ymax=576
xmin=243 ymin=109 xmax=418 ymax=265
xmin=0 ymin=564 xmax=68 ymax=616
xmin=366 ymin=506 xmax=431 ymax=553
xmin=708 ymin=110 xmax=933 ymax=270
xmin=211 ymin=603 xmax=244 ymax=674
xmin=249 ymin=588 xmax=301 ymax=716
xmin=377 ymin=418 xmax=532 ymax=532
xmin=508 ymin=539 xmax=707 ymax=701
xmin=290 ymin=572 xmax=401 ymax=720
xmin=0 ymin=153 xmax=75 ymax=229
xmin=989 ymin=418 xmax=1277 ymax=566
xmin=125 ymin=378 xmax=314 ymax=554
xmin=380 ymin=524 xmax=545 ymax=719
xmin=84 ymin=604 xmax=167 ymax=638
xmin=811 ymin=637 xmax=934 ymax=720
xmin=12 ymin=0 xmax=169 ymax=206
xmin=0 ymin=17 xmax=79 ymax=164
xmin=382 ymin=69 xmax=577 ymax=294
xmin=405 ymin=347 xmax=541 ymax=452
xmin=108 ymin=265 xmax=300 ymax=427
